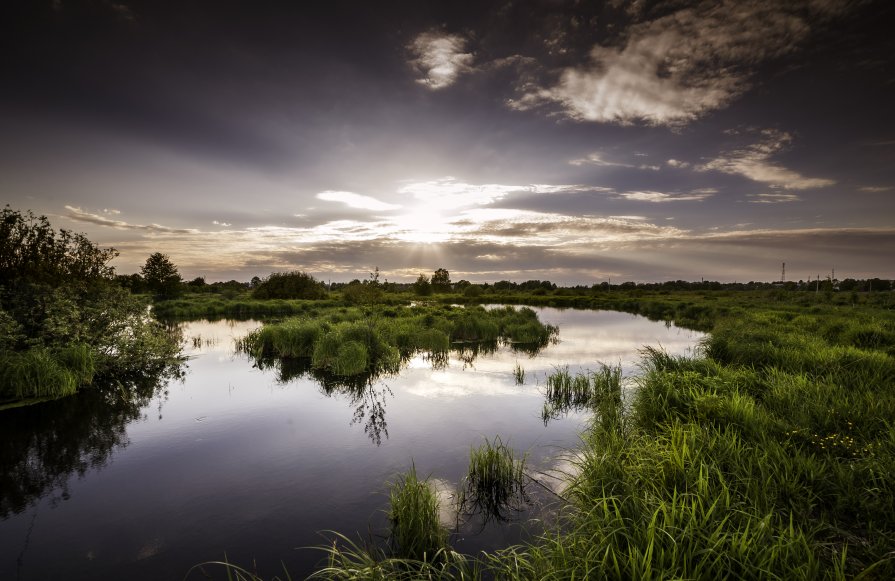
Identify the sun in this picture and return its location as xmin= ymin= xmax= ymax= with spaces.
xmin=393 ymin=208 xmax=453 ymax=244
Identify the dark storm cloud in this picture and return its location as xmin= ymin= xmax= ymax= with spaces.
xmin=1 ymin=0 xmax=437 ymax=168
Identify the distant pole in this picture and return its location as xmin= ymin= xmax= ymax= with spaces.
xmin=781 ymin=262 xmax=785 ymax=283
xmin=816 ymin=275 xmax=820 ymax=293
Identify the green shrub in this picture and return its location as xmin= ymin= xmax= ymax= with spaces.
xmin=252 ymin=271 xmax=328 ymax=300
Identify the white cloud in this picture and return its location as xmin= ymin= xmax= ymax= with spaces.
xmin=454 ymin=209 xmax=687 ymax=246
xmin=569 ymin=153 xmax=628 ymax=167
xmin=396 ymin=178 xmax=611 ymax=212
xmin=699 ymin=129 xmax=834 ymax=190
xmin=529 ymin=183 xmax=612 ymax=194
xmin=747 ymin=193 xmax=802 ymax=203
xmin=667 ymin=159 xmax=690 ymax=169
xmin=65 ymin=206 xmax=198 ymax=234
xmin=509 ymin=1 xmax=849 ymax=125
xmin=397 ymin=177 xmax=526 ymax=210
xmin=616 ymin=190 xmax=715 ymax=203
xmin=859 ymin=185 xmax=892 ymax=192
xmin=408 ymin=31 xmax=474 ymax=90
xmin=212 ymin=220 xmax=232 ymax=226
xmin=569 ymin=152 xmax=660 ymax=171
xmin=316 ymin=190 xmax=401 ymax=212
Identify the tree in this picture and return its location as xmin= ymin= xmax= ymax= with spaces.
xmin=141 ymin=253 xmax=182 ymax=298
xmin=1 ymin=205 xmax=117 ymax=287
xmin=186 ymin=276 xmax=209 ymax=292
xmin=252 ymin=271 xmax=327 ymax=300
xmin=343 ymin=268 xmax=384 ymax=306
xmin=115 ymin=273 xmax=145 ymax=293
xmin=0 ymin=208 xmax=182 ymax=404
xmin=431 ymin=268 xmax=451 ymax=292
xmin=413 ymin=274 xmax=432 ymax=296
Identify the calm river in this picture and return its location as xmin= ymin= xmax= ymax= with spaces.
xmin=0 ymin=308 xmax=703 ymax=580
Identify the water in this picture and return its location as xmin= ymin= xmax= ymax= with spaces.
xmin=0 ymin=308 xmax=702 ymax=580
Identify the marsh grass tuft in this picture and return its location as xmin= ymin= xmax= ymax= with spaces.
xmin=184 ymin=554 xmax=294 ymax=581
xmin=308 ymin=532 xmax=477 ymax=581
xmin=461 ymin=437 xmax=528 ymax=522
xmin=513 ymin=362 xmax=524 ymax=385
xmin=541 ymin=363 xmax=622 ymax=425
xmin=0 ymin=345 xmax=95 ymax=401
xmin=387 ymin=464 xmax=448 ymax=560
xmin=237 ymin=305 xmax=556 ymax=382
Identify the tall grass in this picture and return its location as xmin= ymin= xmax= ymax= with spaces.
xmin=541 ymin=363 xmax=622 ymax=426
xmin=309 ymin=532 xmax=478 ymax=581
xmin=152 ymin=294 xmax=339 ymax=320
xmin=237 ymin=305 xmax=556 ymax=380
xmin=388 ymin=465 xmax=448 ymax=560
xmin=184 ymin=555 xmax=294 ymax=581
xmin=0 ymin=344 xmax=94 ymax=401
xmin=513 ymin=363 xmax=524 ymax=385
xmin=461 ymin=437 xmax=527 ymax=522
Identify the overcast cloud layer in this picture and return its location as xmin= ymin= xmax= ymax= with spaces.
xmin=1 ymin=0 xmax=893 ymax=283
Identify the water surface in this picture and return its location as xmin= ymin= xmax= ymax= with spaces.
xmin=0 ymin=308 xmax=703 ymax=580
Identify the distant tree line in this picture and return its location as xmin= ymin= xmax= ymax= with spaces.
xmin=123 ymin=256 xmax=893 ymax=302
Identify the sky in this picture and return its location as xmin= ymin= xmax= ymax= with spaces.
xmin=2 ymin=0 xmax=893 ymax=284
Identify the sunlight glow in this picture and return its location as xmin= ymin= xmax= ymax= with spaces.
xmin=392 ymin=208 xmax=453 ymax=244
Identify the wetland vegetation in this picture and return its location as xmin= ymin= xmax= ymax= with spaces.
xmin=183 ymin=290 xmax=895 ymax=580
xmin=310 ymin=296 xmax=895 ymax=580
xmin=0 ymin=207 xmax=181 ymax=409
xmin=236 ymin=304 xmax=558 ymax=379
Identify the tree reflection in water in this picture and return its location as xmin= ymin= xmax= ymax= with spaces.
xmin=245 ymin=334 xmax=555 ymax=447
xmin=249 ymin=356 xmax=391 ymax=446
xmin=0 ymin=366 xmax=183 ymax=520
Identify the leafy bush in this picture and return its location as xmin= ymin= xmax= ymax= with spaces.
xmin=0 ymin=207 xmax=182 ymax=404
xmin=252 ymin=271 xmax=328 ymax=300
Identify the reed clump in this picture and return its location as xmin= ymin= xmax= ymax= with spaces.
xmin=461 ymin=437 xmax=527 ymax=521
xmin=513 ymin=362 xmax=524 ymax=385
xmin=0 ymin=344 xmax=95 ymax=401
xmin=541 ymin=363 xmax=622 ymax=425
xmin=309 ymin=532 xmax=476 ymax=581
xmin=238 ymin=305 xmax=557 ymax=380
xmin=388 ymin=465 xmax=449 ymax=561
